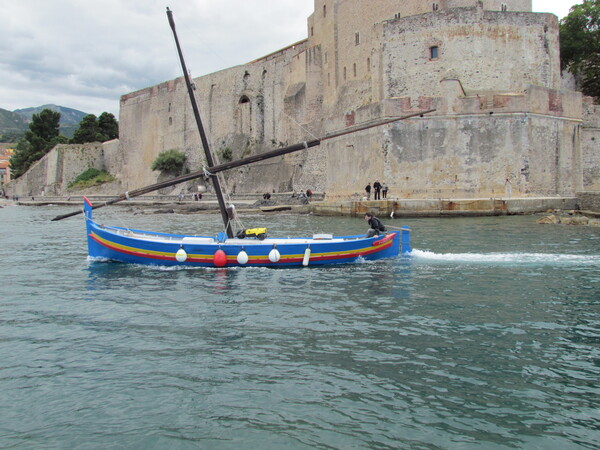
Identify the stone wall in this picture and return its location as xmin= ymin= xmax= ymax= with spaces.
xmin=577 ymin=192 xmax=600 ymax=212
xmin=7 ymin=140 xmax=123 ymax=196
xmin=381 ymin=7 xmax=560 ymax=102
xmin=313 ymin=87 xmax=582 ymax=199
xmin=582 ymin=97 xmax=600 ymax=190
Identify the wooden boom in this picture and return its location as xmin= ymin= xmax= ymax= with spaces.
xmin=50 ymin=109 xmax=434 ymax=222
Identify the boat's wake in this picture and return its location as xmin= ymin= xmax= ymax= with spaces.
xmin=410 ymin=249 xmax=600 ymax=266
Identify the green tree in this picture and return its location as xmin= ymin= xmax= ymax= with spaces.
xmin=151 ymin=149 xmax=188 ymax=175
xmin=71 ymin=114 xmax=100 ymax=144
xmin=98 ymin=112 xmax=119 ymax=140
xmin=560 ymin=0 xmax=600 ymax=101
xmin=71 ymin=112 xmax=119 ymax=143
xmin=0 ymin=130 xmax=25 ymax=143
xmin=9 ymin=109 xmax=66 ymax=178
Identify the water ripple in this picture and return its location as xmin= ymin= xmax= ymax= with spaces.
xmin=1 ymin=208 xmax=599 ymax=447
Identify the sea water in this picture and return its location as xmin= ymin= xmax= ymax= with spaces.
xmin=1 ymin=205 xmax=599 ymax=448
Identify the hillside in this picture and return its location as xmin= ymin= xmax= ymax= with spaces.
xmin=14 ymin=104 xmax=87 ymax=126
xmin=2 ymin=104 xmax=90 ymax=139
xmin=0 ymin=108 xmax=28 ymax=140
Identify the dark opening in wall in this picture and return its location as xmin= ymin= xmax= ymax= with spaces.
xmin=430 ymin=46 xmax=439 ymax=59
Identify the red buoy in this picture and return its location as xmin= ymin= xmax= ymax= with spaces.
xmin=214 ymin=249 xmax=227 ymax=267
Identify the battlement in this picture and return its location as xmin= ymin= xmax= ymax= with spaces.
xmin=328 ymin=84 xmax=582 ymax=136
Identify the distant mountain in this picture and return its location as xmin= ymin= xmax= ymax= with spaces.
xmin=14 ymin=104 xmax=88 ymax=126
xmin=7 ymin=104 xmax=90 ymax=139
xmin=0 ymin=108 xmax=28 ymax=133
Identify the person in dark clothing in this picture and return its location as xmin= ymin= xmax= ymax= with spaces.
xmin=364 ymin=212 xmax=386 ymax=237
xmin=373 ymin=180 xmax=382 ymax=200
xmin=365 ymin=183 xmax=372 ymax=200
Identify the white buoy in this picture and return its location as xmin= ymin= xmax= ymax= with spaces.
xmin=302 ymin=248 xmax=311 ymax=266
xmin=175 ymin=248 xmax=187 ymax=262
xmin=237 ymin=250 xmax=249 ymax=265
xmin=268 ymin=248 xmax=281 ymax=263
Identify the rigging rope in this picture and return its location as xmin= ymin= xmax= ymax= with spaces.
xmin=284 ymin=112 xmax=319 ymax=141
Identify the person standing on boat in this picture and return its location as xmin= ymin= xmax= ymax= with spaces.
xmin=364 ymin=212 xmax=386 ymax=237
xmin=365 ymin=183 xmax=372 ymax=200
xmin=373 ymin=180 xmax=382 ymax=200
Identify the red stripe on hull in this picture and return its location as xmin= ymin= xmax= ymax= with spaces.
xmin=90 ymin=231 xmax=395 ymax=265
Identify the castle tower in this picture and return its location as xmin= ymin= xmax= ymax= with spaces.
xmin=113 ymin=0 xmax=586 ymax=199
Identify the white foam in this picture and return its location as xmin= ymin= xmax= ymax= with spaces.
xmin=410 ymin=249 xmax=600 ymax=266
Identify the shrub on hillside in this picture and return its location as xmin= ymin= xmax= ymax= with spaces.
xmin=68 ymin=168 xmax=115 ymax=189
xmin=151 ymin=149 xmax=188 ymax=174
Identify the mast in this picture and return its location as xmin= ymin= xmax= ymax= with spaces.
xmin=166 ymin=8 xmax=234 ymax=238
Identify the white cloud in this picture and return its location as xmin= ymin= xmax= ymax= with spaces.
xmin=532 ymin=0 xmax=576 ymax=18
xmin=0 ymin=0 xmax=577 ymax=117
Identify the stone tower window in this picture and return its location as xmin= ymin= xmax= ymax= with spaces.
xmin=355 ymin=32 xmax=360 ymax=45
xmin=323 ymin=5 xmax=326 ymax=17
xmin=367 ymin=57 xmax=371 ymax=72
xmin=430 ymin=46 xmax=439 ymax=59
xmin=353 ymin=63 xmax=357 ymax=77
xmin=433 ymin=3 xmax=439 ymax=11
xmin=238 ymin=96 xmax=251 ymax=134
xmin=311 ymin=26 xmax=314 ymax=37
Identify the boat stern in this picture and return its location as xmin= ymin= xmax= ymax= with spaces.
xmin=400 ymin=226 xmax=411 ymax=254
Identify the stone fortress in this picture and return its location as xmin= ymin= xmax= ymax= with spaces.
xmin=10 ymin=0 xmax=600 ymax=201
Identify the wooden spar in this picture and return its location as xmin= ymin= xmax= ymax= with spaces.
xmin=50 ymin=109 xmax=434 ymax=222
xmin=167 ymin=8 xmax=234 ymax=238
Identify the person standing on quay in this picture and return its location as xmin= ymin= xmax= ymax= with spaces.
xmin=382 ymin=182 xmax=388 ymax=199
xmin=365 ymin=183 xmax=372 ymax=200
xmin=373 ymin=180 xmax=382 ymax=200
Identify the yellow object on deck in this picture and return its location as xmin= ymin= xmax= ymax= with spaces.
xmin=243 ymin=228 xmax=267 ymax=239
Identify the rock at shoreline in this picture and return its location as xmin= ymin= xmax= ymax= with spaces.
xmin=537 ymin=213 xmax=600 ymax=226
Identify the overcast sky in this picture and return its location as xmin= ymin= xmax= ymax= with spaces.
xmin=0 ymin=0 xmax=576 ymax=117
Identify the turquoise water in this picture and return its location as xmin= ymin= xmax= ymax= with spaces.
xmin=1 ymin=205 xmax=599 ymax=448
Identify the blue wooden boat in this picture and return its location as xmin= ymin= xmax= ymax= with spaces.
xmin=84 ymin=198 xmax=411 ymax=267
xmin=53 ymin=8 xmax=417 ymax=267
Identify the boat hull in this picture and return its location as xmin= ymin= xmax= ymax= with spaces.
xmin=84 ymin=200 xmax=410 ymax=267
